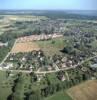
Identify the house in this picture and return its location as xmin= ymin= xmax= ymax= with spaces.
xmin=61 ymin=75 xmax=66 ymax=81
xmin=90 ymin=64 xmax=97 ymax=71
xmin=90 ymin=64 xmax=97 ymax=68
xmin=2 ymin=63 xmax=13 ymax=69
xmin=48 ymin=66 xmax=52 ymax=71
xmin=0 ymin=42 xmax=8 ymax=47
xmin=21 ymin=57 xmax=26 ymax=61
xmin=36 ymin=74 xmax=45 ymax=82
xmin=61 ymin=63 xmax=67 ymax=68
xmin=61 ymin=57 xmax=67 ymax=63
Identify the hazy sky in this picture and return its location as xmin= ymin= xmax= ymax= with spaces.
xmin=0 ymin=0 xmax=97 ymax=10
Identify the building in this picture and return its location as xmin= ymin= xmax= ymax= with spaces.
xmin=0 ymin=42 xmax=8 ymax=47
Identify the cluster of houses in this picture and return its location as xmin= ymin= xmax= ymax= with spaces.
xmin=16 ymin=33 xmax=63 ymax=43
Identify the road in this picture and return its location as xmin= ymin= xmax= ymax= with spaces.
xmin=0 ymin=54 xmax=96 ymax=75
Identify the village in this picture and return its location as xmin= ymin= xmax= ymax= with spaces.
xmin=0 ymin=12 xmax=97 ymax=100
xmin=0 ymin=30 xmax=97 ymax=82
xmin=0 ymin=33 xmax=75 ymax=71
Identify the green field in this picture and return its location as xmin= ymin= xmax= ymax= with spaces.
xmin=45 ymin=91 xmax=72 ymax=100
xmin=36 ymin=37 xmax=65 ymax=56
xmin=0 ymin=71 xmax=12 ymax=100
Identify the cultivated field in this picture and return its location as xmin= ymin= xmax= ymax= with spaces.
xmin=67 ymin=80 xmax=97 ymax=100
xmin=11 ymin=41 xmax=40 ymax=53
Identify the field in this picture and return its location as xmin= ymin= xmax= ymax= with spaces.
xmin=45 ymin=91 xmax=72 ymax=100
xmin=0 ymin=71 xmax=12 ymax=100
xmin=11 ymin=37 xmax=65 ymax=55
xmin=4 ymin=15 xmax=47 ymax=21
xmin=11 ymin=41 xmax=40 ymax=53
xmin=36 ymin=37 xmax=65 ymax=56
xmin=0 ymin=15 xmax=48 ymax=35
xmin=67 ymin=80 xmax=97 ymax=100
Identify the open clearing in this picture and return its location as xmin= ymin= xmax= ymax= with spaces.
xmin=11 ymin=41 xmax=40 ymax=53
xmin=67 ymin=80 xmax=97 ymax=100
xmin=36 ymin=37 xmax=65 ymax=56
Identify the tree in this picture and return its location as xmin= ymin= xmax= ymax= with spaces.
xmin=29 ymin=90 xmax=41 ymax=100
xmin=30 ymin=72 xmax=37 ymax=82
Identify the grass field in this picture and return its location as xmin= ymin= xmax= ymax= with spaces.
xmin=45 ymin=91 xmax=72 ymax=100
xmin=36 ymin=37 xmax=65 ymax=56
xmin=67 ymin=80 xmax=97 ymax=100
xmin=0 ymin=71 xmax=12 ymax=100
xmin=11 ymin=41 xmax=40 ymax=53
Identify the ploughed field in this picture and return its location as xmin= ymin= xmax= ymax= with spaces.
xmin=11 ymin=41 xmax=40 ymax=53
xmin=67 ymin=80 xmax=97 ymax=100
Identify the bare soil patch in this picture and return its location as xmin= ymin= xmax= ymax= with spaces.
xmin=11 ymin=42 xmax=40 ymax=53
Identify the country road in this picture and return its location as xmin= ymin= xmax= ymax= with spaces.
xmin=1 ymin=54 xmax=97 ymax=75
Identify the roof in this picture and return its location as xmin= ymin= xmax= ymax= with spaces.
xmin=90 ymin=64 xmax=97 ymax=68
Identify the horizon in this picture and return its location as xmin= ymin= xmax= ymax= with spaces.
xmin=0 ymin=9 xmax=97 ymax=11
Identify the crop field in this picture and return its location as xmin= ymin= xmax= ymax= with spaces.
xmin=67 ymin=80 xmax=97 ymax=100
xmin=6 ymin=15 xmax=48 ymax=21
xmin=0 ymin=15 xmax=48 ymax=35
xmin=11 ymin=41 xmax=40 ymax=53
xmin=0 ymin=15 xmax=47 ymax=21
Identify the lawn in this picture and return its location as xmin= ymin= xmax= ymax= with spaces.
xmin=45 ymin=91 xmax=72 ymax=100
xmin=36 ymin=37 xmax=65 ymax=56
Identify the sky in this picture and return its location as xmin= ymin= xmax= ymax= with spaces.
xmin=0 ymin=0 xmax=97 ymax=10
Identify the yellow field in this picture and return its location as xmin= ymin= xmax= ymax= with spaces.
xmin=67 ymin=80 xmax=97 ymax=100
xmin=6 ymin=15 xmax=48 ymax=21
xmin=11 ymin=42 xmax=40 ymax=53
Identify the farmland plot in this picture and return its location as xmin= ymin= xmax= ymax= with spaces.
xmin=11 ymin=41 xmax=40 ymax=53
xmin=67 ymin=80 xmax=97 ymax=100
